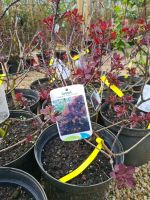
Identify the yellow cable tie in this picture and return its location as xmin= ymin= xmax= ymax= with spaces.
xmin=99 ymin=86 xmax=103 ymax=94
xmin=124 ymin=75 xmax=129 ymax=79
xmin=100 ymin=75 xmax=124 ymax=97
xmin=0 ymin=128 xmax=6 ymax=138
xmin=147 ymin=124 xmax=150 ymax=129
xmin=59 ymin=137 xmax=103 ymax=183
xmin=72 ymin=49 xmax=89 ymax=61
xmin=0 ymin=74 xmax=6 ymax=85
xmin=128 ymin=61 xmax=132 ymax=69
xmin=49 ymin=77 xmax=56 ymax=84
xmin=49 ymin=58 xmax=54 ymax=66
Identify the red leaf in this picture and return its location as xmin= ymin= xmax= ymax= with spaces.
xmin=110 ymin=164 xmax=135 ymax=189
xmin=26 ymin=135 xmax=33 ymax=142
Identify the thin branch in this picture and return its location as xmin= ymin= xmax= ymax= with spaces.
xmin=0 ymin=0 xmax=21 ymax=20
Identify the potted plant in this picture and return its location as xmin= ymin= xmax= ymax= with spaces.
xmin=0 ymin=110 xmax=43 ymax=178
xmin=0 ymin=167 xmax=47 ymax=200
xmin=34 ymin=123 xmax=124 ymax=200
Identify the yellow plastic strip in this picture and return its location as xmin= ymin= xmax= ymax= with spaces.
xmin=49 ymin=58 xmax=54 ymax=66
xmin=124 ymin=75 xmax=128 ymax=79
xmin=100 ymin=75 xmax=124 ymax=97
xmin=72 ymin=49 xmax=89 ymax=61
xmin=0 ymin=128 xmax=6 ymax=138
xmin=0 ymin=74 xmax=6 ymax=85
xmin=147 ymin=124 xmax=150 ymax=129
xmin=59 ymin=137 xmax=103 ymax=183
xmin=49 ymin=77 xmax=56 ymax=84
xmin=128 ymin=61 xmax=132 ymax=69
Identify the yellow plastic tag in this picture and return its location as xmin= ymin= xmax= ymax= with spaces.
xmin=49 ymin=77 xmax=56 ymax=84
xmin=128 ymin=61 xmax=132 ymax=69
xmin=72 ymin=49 xmax=89 ymax=61
xmin=147 ymin=124 xmax=150 ymax=129
xmin=49 ymin=58 xmax=54 ymax=66
xmin=100 ymin=75 xmax=124 ymax=97
xmin=124 ymin=75 xmax=128 ymax=79
xmin=59 ymin=137 xmax=103 ymax=183
xmin=0 ymin=128 xmax=6 ymax=138
xmin=0 ymin=74 xmax=6 ymax=85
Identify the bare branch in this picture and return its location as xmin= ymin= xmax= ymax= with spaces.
xmin=0 ymin=0 xmax=21 ymax=20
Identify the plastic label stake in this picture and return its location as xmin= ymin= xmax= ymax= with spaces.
xmin=72 ymin=49 xmax=89 ymax=61
xmin=148 ymin=124 xmax=150 ymax=129
xmin=59 ymin=137 xmax=103 ymax=183
xmin=100 ymin=75 xmax=124 ymax=97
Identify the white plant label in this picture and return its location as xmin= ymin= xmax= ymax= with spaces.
xmin=90 ymin=91 xmax=102 ymax=111
xmin=0 ymin=85 xmax=10 ymax=123
xmin=137 ymin=84 xmax=150 ymax=112
xmin=53 ymin=59 xmax=71 ymax=80
xmin=50 ymin=84 xmax=92 ymax=141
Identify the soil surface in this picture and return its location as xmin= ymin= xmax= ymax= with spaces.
xmin=0 ymin=117 xmax=41 ymax=166
xmin=0 ymin=184 xmax=35 ymax=200
xmin=42 ymin=136 xmax=112 ymax=186
xmin=101 ymin=103 xmax=148 ymax=129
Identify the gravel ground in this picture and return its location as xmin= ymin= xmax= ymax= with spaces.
xmin=108 ymin=162 xmax=150 ymax=200
xmin=17 ymin=70 xmax=150 ymax=200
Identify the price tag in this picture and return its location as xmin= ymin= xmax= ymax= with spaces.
xmin=148 ymin=124 xmax=150 ymax=129
xmin=100 ymin=75 xmax=124 ymax=97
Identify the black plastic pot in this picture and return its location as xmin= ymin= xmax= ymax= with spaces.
xmin=100 ymin=103 xmax=150 ymax=166
xmin=30 ymin=78 xmax=51 ymax=91
xmin=6 ymin=88 xmax=40 ymax=114
xmin=34 ymin=123 xmax=124 ymax=200
xmin=118 ymin=76 xmax=144 ymax=99
xmin=3 ymin=110 xmax=42 ymax=179
xmin=0 ymin=167 xmax=47 ymax=200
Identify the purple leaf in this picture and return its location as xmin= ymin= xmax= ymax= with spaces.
xmin=110 ymin=164 xmax=136 ymax=189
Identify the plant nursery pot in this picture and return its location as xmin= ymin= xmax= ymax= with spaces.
xmin=0 ymin=110 xmax=42 ymax=179
xmin=30 ymin=78 xmax=53 ymax=91
xmin=100 ymin=103 xmax=150 ymax=166
xmin=0 ymin=167 xmax=47 ymax=200
xmin=118 ymin=76 xmax=144 ymax=99
xmin=34 ymin=123 xmax=124 ymax=200
xmin=6 ymin=88 xmax=40 ymax=114
xmin=4 ymin=56 xmax=28 ymax=76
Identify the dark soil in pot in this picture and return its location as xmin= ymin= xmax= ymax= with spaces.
xmin=100 ymin=103 xmax=150 ymax=166
xmin=34 ymin=123 xmax=124 ymax=200
xmin=0 ymin=110 xmax=42 ymax=177
xmin=42 ymin=137 xmax=112 ymax=186
xmin=6 ymin=89 xmax=40 ymax=114
xmin=0 ymin=184 xmax=35 ymax=200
